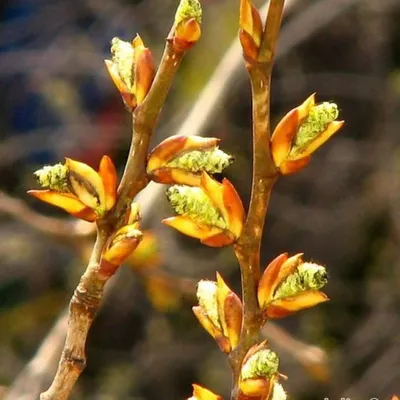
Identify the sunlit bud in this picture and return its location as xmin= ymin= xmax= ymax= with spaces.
xmin=29 ymin=156 xmax=118 ymax=221
xmin=197 ymin=280 xmax=220 ymax=329
xmin=34 ymin=163 xmax=69 ymax=192
xmin=187 ymin=384 xmax=222 ymax=400
xmin=239 ymin=0 xmax=263 ymax=62
xmin=271 ymin=94 xmax=344 ymax=175
xmin=270 ymin=382 xmax=287 ymax=400
xmin=193 ymin=274 xmax=242 ymax=353
xmin=147 ymin=135 xmax=233 ymax=186
xmin=105 ymin=35 xmax=155 ymax=109
xmin=167 ymin=185 xmax=227 ymax=230
xmin=169 ymin=0 xmax=202 ymax=52
xmin=240 ymin=344 xmax=279 ymax=397
xmin=274 ymin=262 xmax=327 ymax=300
xmin=163 ymin=172 xmax=244 ymax=247
xmin=102 ymin=225 xmax=143 ymax=267
xmin=241 ymin=349 xmax=279 ymax=380
xmin=258 ymin=253 xmax=329 ymax=319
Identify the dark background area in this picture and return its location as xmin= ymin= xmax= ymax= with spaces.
xmin=0 ymin=0 xmax=399 ymax=399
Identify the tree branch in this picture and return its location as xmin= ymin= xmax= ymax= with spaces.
xmin=39 ymin=37 xmax=187 ymax=400
xmin=230 ymin=1 xmax=285 ymax=396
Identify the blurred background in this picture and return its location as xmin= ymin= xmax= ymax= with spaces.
xmin=0 ymin=0 xmax=399 ymax=399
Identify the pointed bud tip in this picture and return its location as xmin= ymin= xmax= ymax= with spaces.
xmin=175 ymin=0 xmax=202 ymax=25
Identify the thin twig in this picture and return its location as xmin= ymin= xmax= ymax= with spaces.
xmin=229 ymin=1 xmax=284 ymax=397
xmin=39 ymin=36 xmax=187 ymax=400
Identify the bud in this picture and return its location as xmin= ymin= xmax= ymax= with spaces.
xmin=105 ymin=35 xmax=155 ymax=109
xmin=273 ymin=262 xmax=327 ymax=300
xmin=239 ymin=343 xmax=279 ymax=397
xmin=34 ymin=163 xmax=69 ymax=192
xmin=169 ymin=0 xmax=202 ymax=52
xmin=147 ymin=135 xmax=233 ymax=186
xmin=258 ymin=253 xmax=329 ymax=319
xmin=102 ymin=225 xmax=143 ymax=266
xmin=271 ymin=94 xmax=344 ymax=175
xmin=187 ymin=384 xmax=222 ymax=400
xmin=163 ymin=172 xmax=244 ymax=247
xmin=239 ymin=0 xmax=263 ymax=62
xmin=193 ymin=273 xmax=242 ymax=353
xmin=101 ymin=202 xmax=143 ymax=271
xmin=29 ymin=155 xmax=118 ymax=221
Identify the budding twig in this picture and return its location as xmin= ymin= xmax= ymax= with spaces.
xmin=39 ymin=23 xmax=191 ymax=400
xmin=230 ymin=0 xmax=285 ymax=397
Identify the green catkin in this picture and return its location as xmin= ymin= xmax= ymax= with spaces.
xmin=174 ymin=0 xmax=202 ymax=25
xmin=110 ymin=37 xmax=135 ymax=90
xmin=196 ymin=280 xmax=221 ymax=329
xmin=34 ymin=163 xmax=69 ymax=192
xmin=167 ymin=148 xmax=233 ymax=174
xmin=290 ymin=102 xmax=339 ymax=156
xmin=273 ymin=263 xmax=327 ymax=300
xmin=166 ymin=185 xmax=227 ymax=229
xmin=241 ymin=349 xmax=279 ymax=380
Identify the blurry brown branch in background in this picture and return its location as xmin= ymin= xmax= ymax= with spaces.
xmin=0 ymin=191 xmax=95 ymax=240
xmin=262 ymin=323 xmax=330 ymax=383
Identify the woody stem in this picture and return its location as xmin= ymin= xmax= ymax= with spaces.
xmin=229 ymin=1 xmax=284 ymax=398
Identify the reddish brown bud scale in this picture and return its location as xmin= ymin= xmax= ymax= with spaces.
xmin=134 ymin=48 xmax=156 ymax=104
xmin=170 ymin=18 xmax=201 ymax=53
xmin=28 ymin=190 xmax=98 ymax=222
xmin=239 ymin=0 xmax=263 ymax=63
xmin=239 ymin=30 xmax=260 ymax=63
xmin=258 ymin=253 xmax=288 ymax=308
xmin=239 ymin=378 xmax=274 ymax=398
xmin=99 ymin=155 xmax=118 ymax=211
xmin=266 ymin=290 xmax=328 ymax=319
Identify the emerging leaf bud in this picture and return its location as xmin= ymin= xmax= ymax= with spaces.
xmin=101 ymin=202 xmax=143 ymax=275
xmin=193 ymin=273 xmax=242 ymax=353
xmin=197 ymin=280 xmax=221 ymax=329
xmin=147 ymin=135 xmax=233 ymax=186
xmin=29 ymin=156 xmax=118 ymax=222
xmin=271 ymin=94 xmax=344 ymax=175
xmin=170 ymin=0 xmax=202 ymax=52
xmin=273 ymin=262 xmax=327 ymax=300
xmin=239 ymin=0 xmax=263 ymax=62
xmin=105 ymin=35 xmax=155 ymax=109
xmin=241 ymin=349 xmax=279 ymax=381
xmin=110 ymin=37 xmax=135 ymax=93
xmin=163 ymin=173 xmax=245 ymax=247
xmin=103 ymin=225 xmax=143 ymax=268
xmin=175 ymin=0 xmax=202 ymax=26
xmin=167 ymin=185 xmax=227 ymax=230
xmin=291 ymin=102 xmax=339 ymax=157
xmin=258 ymin=253 xmax=329 ymax=319
xmin=34 ymin=163 xmax=69 ymax=192
xmin=239 ymin=343 xmax=280 ymax=397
